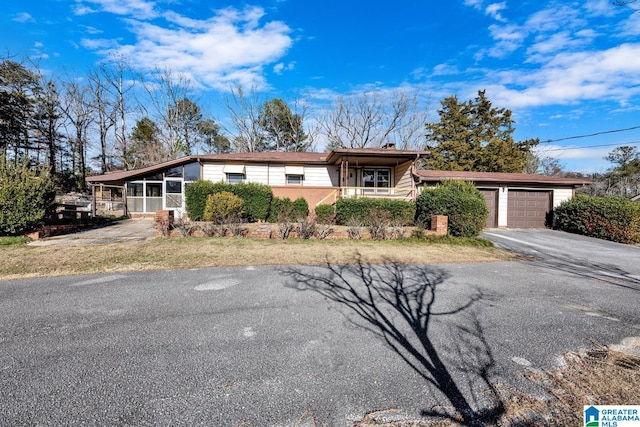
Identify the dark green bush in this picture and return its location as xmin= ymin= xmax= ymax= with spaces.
xmin=268 ymin=197 xmax=309 ymax=222
xmin=554 ymin=194 xmax=640 ymax=244
xmin=231 ymin=182 xmax=273 ymax=222
xmin=415 ymin=180 xmax=488 ymax=237
xmin=185 ymin=180 xmax=272 ymax=222
xmin=335 ymin=198 xmax=416 ymax=226
xmin=315 ymin=204 xmax=336 ymax=224
xmin=185 ymin=180 xmax=218 ymax=221
xmin=0 ymin=159 xmax=56 ymax=236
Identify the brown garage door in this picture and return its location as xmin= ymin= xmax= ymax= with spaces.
xmin=507 ymin=190 xmax=551 ymax=228
xmin=479 ymin=189 xmax=498 ymax=228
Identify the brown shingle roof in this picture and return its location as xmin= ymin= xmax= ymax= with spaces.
xmin=86 ymin=149 xmax=428 ymax=184
xmin=415 ymin=170 xmax=591 ymax=187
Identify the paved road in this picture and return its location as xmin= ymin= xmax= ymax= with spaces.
xmin=1 ymin=232 xmax=639 ymax=425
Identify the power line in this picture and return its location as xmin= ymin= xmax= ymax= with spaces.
xmin=542 ymin=125 xmax=640 ymax=143
xmin=541 ymin=140 xmax=640 ymax=151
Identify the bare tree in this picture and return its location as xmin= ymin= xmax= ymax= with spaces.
xmin=320 ymin=90 xmax=427 ymax=149
xmin=225 ymin=85 xmax=267 ymax=152
xmin=61 ymin=80 xmax=94 ymax=188
xmin=88 ymin=70 xmax=116 ymax=173
xmin=99 ymin=57 xmax=137 ymax=170
xmin=142 ymin=67 xmax=193 ymax=159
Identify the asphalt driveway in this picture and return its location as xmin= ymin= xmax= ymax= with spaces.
xmin=483 ymin=228 xmax=640 ymax=289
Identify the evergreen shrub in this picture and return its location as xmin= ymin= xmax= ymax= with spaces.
xmin=0 ymin=159 xmax=56 ymax=236
xmin=554 ymin=194 xmax=640 ymax=244
xmin=314 ymin=204 xmax=336 ymax=224
xmin=203 ymin=191 xmax=244 ymax=224
xmin=415 ymin=180 xmax=488 ymax=237
xmin=335 ymin=198 xmax=416 ymax=226
xmin=268 ymin=197 xmax=309 ymax=222
xmin=185 ymin=180 xmax=272 ymax=222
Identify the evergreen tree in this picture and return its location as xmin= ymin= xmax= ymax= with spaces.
xmin=425 ymin=90 xmax=538 ymax=173
xmin=259 ymin=98 xmax=309 ymax=152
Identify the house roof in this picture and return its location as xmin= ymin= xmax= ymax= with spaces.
xmin=86 ymin=148 xmax=429 ymax=184
xmin=414 ymin=170 xmax=592 ymax=187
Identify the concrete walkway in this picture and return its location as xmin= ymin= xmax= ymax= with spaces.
xmin=28 ymin=218 xmax=156 ymax=246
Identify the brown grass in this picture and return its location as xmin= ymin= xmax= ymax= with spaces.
xmin=343 ymin=342 xmax=640 ymax=426
xmin=0 ymin=237 xmax=515 ymax=280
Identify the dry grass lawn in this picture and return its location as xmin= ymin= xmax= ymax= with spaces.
xmin=0 ymin=237 xmax=515 ymax=280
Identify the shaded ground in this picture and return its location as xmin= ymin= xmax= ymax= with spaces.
xmin=28 ymin=219 xmax=156 ymax=246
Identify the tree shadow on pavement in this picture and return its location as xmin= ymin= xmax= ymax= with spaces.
xmin=282 ymin=254 xmax=505 ymax=426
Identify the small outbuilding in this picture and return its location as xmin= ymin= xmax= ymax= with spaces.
xmin=414 ymin=170 xmax=591 ymax=228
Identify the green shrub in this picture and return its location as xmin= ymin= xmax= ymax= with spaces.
xmin=554 ymin=194 xmax=640 ymax=244
xmin=186 ymin=180 xmax=272 ymax=222
xmin=335 ymin=198 xmax=416 ymax=226
xmin=229 ymin=182 xmax=272 ymax=222
xmin=315 ymin=204 xmax=336 ymax=224
xmin=185 ymin=180 xmax=218 ymax=221
xmin=268 ymin=197 xmax=309 ymax=222
xmin=203 ymin=191 xmax=244 ymax=223
xmin=0 ymin=159 xmax=56 ymax=236
xmin=415 ymin=180 xmax=488 ymax=237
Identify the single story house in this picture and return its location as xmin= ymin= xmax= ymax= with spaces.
xmin=414 ymin=170 xmax=591 ymax=228
xmin=86 ymin=148 xmax=591 ymax=228
xmin=86 ymin=148 xmax=427 ymax=218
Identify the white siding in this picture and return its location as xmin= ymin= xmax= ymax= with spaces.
xmin=497 ymin=187 xmax=508 ymax=227
xmin=553 ymin=188 xmax=574 ymax=208
xmin=269 ymin=165 xmax=286 ymax=186
xmin=202 ymin=164 xmax=225 ymax=183
xmin=246 ymin=164 xmax=270 ymax=185
xmin=303 ymin=166 xmax=336 ymax=187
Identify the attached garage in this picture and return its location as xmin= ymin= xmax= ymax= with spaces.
xmin=507 ymin=190 xmax=551 ymax=228
xmin=414 ymin=170 xmax=591 ymax=229
xmin=479 ymin=189 xmax=498 ymax=228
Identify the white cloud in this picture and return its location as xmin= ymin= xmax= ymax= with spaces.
xmin=82 ymin=6 xmax=293 ymax=90
xmin=464 ymin=0 xmax=484 ymax=10
xmin=485 ymin=2 xmax=507 ymax=22
xmin=483 ymin=43 xmax=640 ymax=108
xmin=75 ymin=0 xmax=157 ymax=19
xmin=13 ymin=12 xmax=34 ymax=23
xmin=487 ymin=24 xmax=526 ymax=57
xmin=273 ymin=61 xmax=295 ymax=74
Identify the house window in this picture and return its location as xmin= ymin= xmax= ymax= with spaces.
xmin=363 ymin=169 xmax=391 ymax=193
xmin=184 ymin=162 xmax=200 ymax=181
xmin=165 ymin=180 xmax=182 ymax=208
xmin=127 ymin=182 xmax=144 ymax=212
xmin=226 ymin=173 xmax=245 ymax=184
xmin=146 ymin=182 xmax=163 ymax=212
xmin=286 ymin=174 xmax=303 ymax=185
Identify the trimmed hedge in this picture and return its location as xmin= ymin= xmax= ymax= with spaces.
xmin=315 ymin=204 xmax=336 ymax=224
xmin=268 ymin=197 xmax=309 ymax=222
xmin=0 ymin=159 xmax=56 ymax=236
xmin=554 ymin=194 xmax=640 ymax=244
xmin=415 ymin=180 xmax=488 ymax=237
xmin=335 ymin=198 xmax=416 ymax=226
xmin=185 ymin=180 xmax=272 ymax=222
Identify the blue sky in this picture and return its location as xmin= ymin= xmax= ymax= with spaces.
xmin=3 ymin=0 xmax=640 ymax=173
